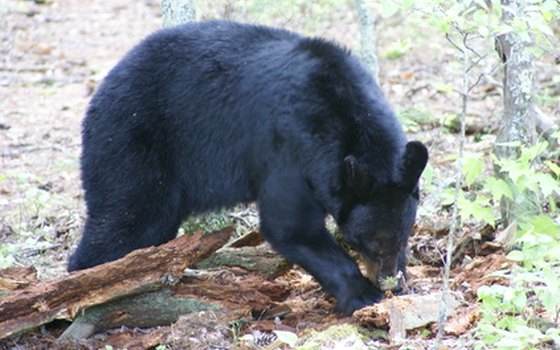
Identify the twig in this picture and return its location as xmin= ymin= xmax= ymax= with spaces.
xmin=434 ymin=27 xmax=470 ymax=348
xmin=468 ymin=62 xmax=506 ymax=93
xmin=445 ymin=33 xmax=464 ymax=54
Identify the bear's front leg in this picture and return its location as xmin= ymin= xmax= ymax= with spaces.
xmin=258 ymin=169 xmax=384 ymax=314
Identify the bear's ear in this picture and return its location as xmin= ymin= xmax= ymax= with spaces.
xmin=344 ymin=155 xmax=368 ymax=190
xmin=401 ymin=141 xmax=428 ymax=190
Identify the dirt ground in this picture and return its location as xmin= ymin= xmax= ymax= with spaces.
xmin=1 ymin=0 xmax=559 ymax=349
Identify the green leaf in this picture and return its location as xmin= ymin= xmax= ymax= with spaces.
xmin=494 ymin=337 xmax=524 ymax=348
xmin=381 ymin=0 xmax=400 ymax=18
xmin=539 ymin=288 xmax=559 ymax=315
xmin=433 ymin=82 xmax=454 ymax=94
xmin=484 ymin=177 xmax=513 ymax=201
xmin=545 ymin=161 xmax=560 ymax=177
xmin=535 ymin=173 xmax=560 ymax=197
xmin=530 ymin=215 xmax=560 ymax=236
xmin=496 ymin=314 xmax=525 ymax=330
xmin=510 ymin=290 xmax=527 ymax=311
xmin=520 ymin=142 xmax=547 ymax=163
xmin=421 ymin=163 xmax=434 ymax=189
xmin=273 ymin=330 xmax=298 ymax=347
xmin=459 ymin=195 xmax=495 ymax=227
xmin=507 ymin=250 xmax=524 ymax=262
xmin=463 ymin=157 xmax=484 ymax=186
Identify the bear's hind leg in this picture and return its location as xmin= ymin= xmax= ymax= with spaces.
xmin=68 ymin=176 xmax=184 ymax=271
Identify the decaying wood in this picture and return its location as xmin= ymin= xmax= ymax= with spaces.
xmin=59 ymin=289 xmax=220 ymax=340
xmin=196 ymin=243 xmax=292 ymax=280
xmin=0 ymin=228 xmax=232 ymax=340
xmin=176 ymin=274 xmax=291 ymax=315
xmin=227 ymin=229 xmax=264 ymax=248
xmin=0 ymin=266 xmax=38 ymax=291
xmin=353 ymin=292 xmax=461 ymax=342
xmin=452 ymin=253 xmax=514 ymax=301
xmin=60 ymin=272 xmax=291 ymax=340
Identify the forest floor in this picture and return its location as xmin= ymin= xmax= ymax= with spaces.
xmin=1 ymin=0 xmax=559 ymax=349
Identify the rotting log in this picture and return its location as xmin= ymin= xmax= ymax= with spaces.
xmin=60 ymin=272 xmax=291 ymax=340
xmin=196 ymin=243 xmax=292 ymax=280
xmin=0 ymin=228 xmax=232 ymax=339
xmin=58 ymin=289 xmax=219 ymax=340
xmin=353 ymin=292 xmax=461 ymax=342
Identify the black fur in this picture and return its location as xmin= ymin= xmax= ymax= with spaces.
xmin=68 ymin=21 xmax=428 ymax=314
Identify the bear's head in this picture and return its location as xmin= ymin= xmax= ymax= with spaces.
xmin=337 ymin=141 xmax=428 ymax=289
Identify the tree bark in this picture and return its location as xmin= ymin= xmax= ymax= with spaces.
xmin=195 ymin=243 xmax=292 ymax=280
xmin=355 ymin=0 xmax=379 ymax=81
xmin=161 ymin=0 xmax=196 ymax=28
xmin=58 ymin=289 xmax=219 ymax=340
xmin=58 ymin=272 xmax=290 ymax=340
xmin=0 ymin=228 xmax=232 ymax=339
xmin=494 ymin=0 xmax=537 ymax=225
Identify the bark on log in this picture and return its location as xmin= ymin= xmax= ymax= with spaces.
xmin=59 ymin=272 xmax=291 ymax=340
xmin=59 ymin=289 xmax=219 ymax=340
xmin=195 ymin=243 xmax=292 ymax=280
xmin=0 ymin=228 xmax=232 ymax=339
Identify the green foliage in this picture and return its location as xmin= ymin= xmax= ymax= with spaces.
xmin=273 ymin=330 xmax=299 ymax=347
xmin=383 ymin=39 xmax=411 ymax=60
xmin=0 ymin=245 xmax=16 ymax=269
xmin=466 ymin=141 xmax=560 ymax=349
xmin=397 ymin=106 xmax=437 ymax=132
xmin=377 ymin=0 xmax=559 ymax=55
xmin=376 ymin=0 xmax=560 ymax=349
xmin=454 ymin=141 xmax=560 ymax=230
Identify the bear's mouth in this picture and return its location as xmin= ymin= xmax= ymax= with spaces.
xmin=362 ymin=257 xmax=380 ymax=286
xmin=361 ymin=255 xmax=402 ymax=292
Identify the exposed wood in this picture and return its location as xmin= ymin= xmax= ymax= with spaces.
xmin=196 ymin=243 xmax=292 ymax=280
xmin=452 ymin=253 xmax=514 ymax=301
xmin=353 ymin=292 xmax=461 ymax=342
xmin=227 ymin=229 xmax=265 ymax=248
xmin=60 ymin=272 xmax=291 ymax=340
xmin=0 ymin=266 xmax=37 ymax=291
xmin=176 ymin=274 xmax=291 ymax=315
xmin=59 ymin=289 xmax=219 ymax=340
xmin=0 ymin=228 xmax=232 ymax=340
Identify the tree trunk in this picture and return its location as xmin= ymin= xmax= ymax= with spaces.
xmin=355 ymin=0 xmax=379 ymax=81
xmin=161 ymin=0 xmax=196 ymax=28
xmin=494 ymin=0 xmax=537 ymax=226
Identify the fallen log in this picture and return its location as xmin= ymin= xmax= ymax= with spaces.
xmin=353 ymin=292 xmax=462 ymax=342
xmin=0 ymin=228 xmax=232 ymax=339
xmin=58 ymin=289 xmax=219 ymax=340
xmin=57 ymin=271 xmax=292 ymax=341
xmin=196 ymin=243 xmax=292 ymax=279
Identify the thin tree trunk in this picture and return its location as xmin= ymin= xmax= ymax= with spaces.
xmin=494 ymin=0 xmax=537 ymax=226
xmin=355 ymin=0 xmax=379 ymax=81
xmin=162 ymin=0 xmax=196 ymax=28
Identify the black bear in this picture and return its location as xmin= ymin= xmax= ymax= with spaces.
xmin=68 ymin=20 xmax=428 ymax=314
